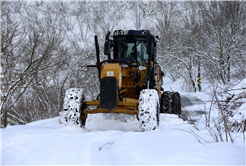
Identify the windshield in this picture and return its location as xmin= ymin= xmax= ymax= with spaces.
xmin=117 ymin=40 xmax=148 ymax=64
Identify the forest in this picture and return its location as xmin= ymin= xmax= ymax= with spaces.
xmin=1 ymin=1 xmax=246 ymax=127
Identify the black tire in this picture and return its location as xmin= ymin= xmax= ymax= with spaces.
xmin=79 ymin=100 xmax=87 ymax=128
xmin=160 ymin=91 xmax=181 ymax=115
xmin=160 ymin=91 xmax=171 ymax=113
xmin=80 ymin=115 xmax=86 ymax=128
xmin=160 ymin=91 xmax=173 ymax=114
xmin=156 ymin=104 xmax=160 ymax=127
xmin=175 ymin=92 xmax=181 ymax=114
xmin=170 ymin=92 xmax=175 ymax=114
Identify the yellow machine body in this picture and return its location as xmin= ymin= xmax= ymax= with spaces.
xmin=81 ymin=62 xmax=163 ymax=120
xmin=100 ymin=63 xmax=122 ymax=90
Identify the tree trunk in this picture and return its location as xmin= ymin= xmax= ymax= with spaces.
xmin=189 ymin=59 xmax=196 ymax=93
xmin=4 ymin=111 xmax=8 ymax=128
xmin=0 ymin=110 xmax=2 ymax=129
xmin=189 ymin=69 xmax=196 ymax=93
xmin=227 ymin=52 xmax=230 ymax=83
xmin=197 ymin=57 xmax=201 ymax=92
xmin=219 ymin=53 xmax=226 ymax=84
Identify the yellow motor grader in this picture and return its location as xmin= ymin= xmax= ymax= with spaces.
xmin=59 ymin=30 xmax=181 ymax=131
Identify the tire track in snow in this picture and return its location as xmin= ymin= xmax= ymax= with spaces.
xmin=88 ymin=131 xmax=123 ymax=165
xmin=179 ymin=95 xmax=206 ymax=123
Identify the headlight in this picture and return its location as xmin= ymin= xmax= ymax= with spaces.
xmin=139 ymin=66 xmax=146 ymax=71
xmin=107 ymin=71 xmax=114 ymax=76
xmin=121 ymin=64 xmax=129 ymax=68
xmin=81 ymin=66 xmax=88 ymax=71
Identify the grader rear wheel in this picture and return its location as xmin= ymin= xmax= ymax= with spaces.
xmin=160 ymin=91 xmax=181 ymax=115
xmin=174 ymin=92 xmax=181 ymax=114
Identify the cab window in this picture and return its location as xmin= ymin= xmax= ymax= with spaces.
xmin=117 ymin=41 xmax=148 ymax=62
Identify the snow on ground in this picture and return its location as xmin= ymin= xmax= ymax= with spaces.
xmin=1 ymin=114 xmax=244 ymax=165
xmin=1 ymin=76 xmax=245 ymax=165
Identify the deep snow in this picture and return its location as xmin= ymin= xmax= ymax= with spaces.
xmin=1 ymin=114 xmax=244 ymax=165
xmin=1 ymin=76 xmax=245 ymax=165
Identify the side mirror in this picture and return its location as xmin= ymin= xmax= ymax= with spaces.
xmin=105 ymin=31 xmax=110 ymax=40
xmin=104 ymin=31 xmax=111 ymax=56
xmin=139 ymin=66 xmax=146 ymax=71
xmin=104 ymin=41 xmax=110 ymax=55
xmin=81 ymin=66 xmax=88 ymax=71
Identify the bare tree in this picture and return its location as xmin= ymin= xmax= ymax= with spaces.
xmin=1 ymin=1 xmax=68 ymax=127
xmin=201 ymin=1 xmax=246 ymax=84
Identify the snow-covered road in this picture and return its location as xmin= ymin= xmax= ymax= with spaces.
xmin=2 ymin=113 xmax=244 ymax=165
xmin=2 ymin=76 xmax=245 ymax=165
xmin=179 ymin=95 xmax=206 ymax=123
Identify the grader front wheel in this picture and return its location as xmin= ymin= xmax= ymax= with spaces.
xmin=59 ymin=88 xmax=86 ymax=127
xmin=138 ymin=89 xmax=160 ymax=132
